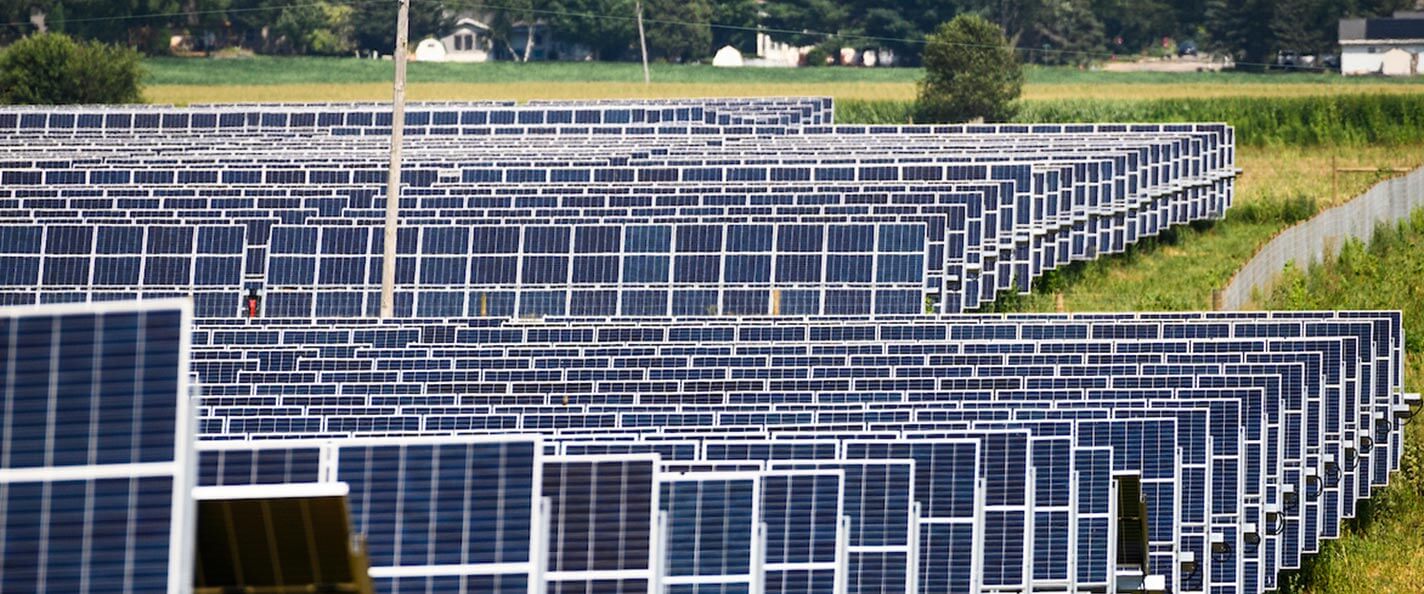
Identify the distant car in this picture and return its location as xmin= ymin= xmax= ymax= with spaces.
xmin=1177 ymin=40 xmax=1198 ymax=57
xmin=1275 ymin=50 xmax=1301 ymax=70
xmin=1320 ymin=54 xmax=1340 ymax=70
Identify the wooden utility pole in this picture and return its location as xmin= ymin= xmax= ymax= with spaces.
xmin=635 ymin=0 xmax=650 ymax=84
xmin=380 ymin=0 xmax=409 ymax=319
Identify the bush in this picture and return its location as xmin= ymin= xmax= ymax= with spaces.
xmin=915 ymin=14 xmax=1023 ymax=123
xmin=803 ymin=46 xmax=831 ymax=67
xmin=0 ymin=33 xmax=144 ymax=105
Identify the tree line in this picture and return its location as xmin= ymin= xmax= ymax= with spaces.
xmin=1 ymin=0 xmax=1416 ymax=65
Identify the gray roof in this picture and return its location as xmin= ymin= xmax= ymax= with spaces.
xmin=1340 ymin=15 xmax=1424 ymax=42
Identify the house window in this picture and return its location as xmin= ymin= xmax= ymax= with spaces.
xmin=1368 ymin=46 xmax=1378 ymax=54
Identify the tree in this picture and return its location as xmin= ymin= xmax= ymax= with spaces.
xmin=273 ymin=1 xmax=355 ymax=55
xmin=645 ymin=0 xmax=713 ymax=61
xmin=0 ymin=32 xmax=144 ymax=104
xmin=1092 ymin=0 xmax=1179 ymax=54
xmin=915 ymin=14 xmax=1023 ymax=123
xmin=1270 ymin=0 xmax=1330 ymax=57
xmin=1205 ymin=0 xmax=1275 ymax=66
xmin=761 ymin=0 xmax=848 ymax=47
xmin=1032 ymin=0 xmax=1104 ymax=65
xmin=487 ymin=0 xmax=536 ymax=62
xmin=352 ymin=0 xmax=453 ymax=55
xmin=711 ymin=0 xmax=759 ymax=53
xmin=544 ymin=0 xmax=637 ymax=61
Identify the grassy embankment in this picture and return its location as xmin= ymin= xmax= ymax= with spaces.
xmin=1258 ymin=210 xmax=1424 ymax=593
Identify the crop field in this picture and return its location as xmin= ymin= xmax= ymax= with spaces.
xmin=143 ymin=56 xmax=1424 ymax=104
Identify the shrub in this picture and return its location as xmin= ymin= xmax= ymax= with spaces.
xmin=0 ymin=33 xmax=144 ymax=105
xmin=803 ymin=46 xmax=831 ymax=67
xmin=915 ymin=14 xmax=1023 ymax=123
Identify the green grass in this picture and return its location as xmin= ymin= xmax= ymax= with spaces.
xmin=839 ymin=94 xmax=1424 ymax=147
xmin=144 ymin=57 xmax=1424 ymax=87
xmin=975 ymin=143 xmax=1421 ymax=313
xmin=1023 ymin=66 xmax=1424 ymax=86
xmin=1259 ymin=210 xmax=1424 ymax=593
xmin=141 ymin=58 xmax=1424 ymax=105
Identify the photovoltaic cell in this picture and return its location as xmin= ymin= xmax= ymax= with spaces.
xmin=0 ymin=299 xmax=193 ymax=594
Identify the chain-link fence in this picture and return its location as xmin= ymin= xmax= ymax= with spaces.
xmin=1221 ymin=165 xmax=1424 ymax=310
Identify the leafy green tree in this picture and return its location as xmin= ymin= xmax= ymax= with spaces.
xmin=1205 ymin=0 xmax=1275 ymax=66
xmin=915 ymin=14 xmax=1023 ymax=123
xmin=352 ymin=0 xmax=453 ymax=55
xmin=857 ymin=7 xmax=919 ymax=65
xmin=544 ymin=0 xmax=637 ymax=60
xmin=711 ymin=0 xmax=759 ymax=53
xmin=0 ymin=32 xmax=144 ymax=104
xmin=1031 ymin=0 xmax=1104 ymax=65
xmin=1270 ymin=0 xmax=1330 ymax=57
xmin=1092 ymin=0 xmax=1178 ymax=54
xmin=273 ymin=1 xmax=355 ymax=55
xmin=489 ymin=0 xmax=537 ymax=61
xmin=645 ymin=0 xmax=713 ymax=62
xmin=762 ymin=0 xmax=848 ymax=47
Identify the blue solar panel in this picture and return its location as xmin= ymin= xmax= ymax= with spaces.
xmin=0 ymin=299 xmax=194 ymax=594
xmin=660 ymin=473 xmax=758 ymax=590
xmin=4 ymin=98 xmax=1408 ymax=594
xmin=760 ymin=469 xmax=842 ymax=594
xmin=334 ymin=437 xmax=540 ymax=583
xmin=543 ymin=455 xmax=658 ymax=592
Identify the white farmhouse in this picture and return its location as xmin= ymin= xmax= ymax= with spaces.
xmin=1339 ymin=11 xmax=1424 ymax=76
xmin=434 ymin=18 xmax=494 ymax=63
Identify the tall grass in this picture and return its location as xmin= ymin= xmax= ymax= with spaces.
xmin=838 ymin=94 xmax=1424 ymax=147
xmin=1019 ymin=95 xmax=1424 ymax=146
xmin=1261 ymin=210 xmax=1424 ymax=593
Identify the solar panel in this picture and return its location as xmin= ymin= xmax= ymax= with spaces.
xmin=2 ymin=98 xmax=1410 ymax=594
xmin=543 ymin=455 xmax=658 ymax=594
xmin=0 ymin=299 xmax=194 ymax=594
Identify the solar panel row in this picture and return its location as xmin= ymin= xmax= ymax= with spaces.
xmin=188 ymin=311 xmax=1412 ymax=594
xmin=0 ymin=98 xmax=1405 ymax=594
xmin=0 ymin=101 xmax=1234 ymax=315
xmin=0 ymin=97 xmax=834 ymax=131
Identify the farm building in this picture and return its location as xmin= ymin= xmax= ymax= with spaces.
xmin=1339 ymin=11 xmax=1424 ymax=75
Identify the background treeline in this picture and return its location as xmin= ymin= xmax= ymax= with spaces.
xmin=0 ymin=0 xmax=1419 ymax=65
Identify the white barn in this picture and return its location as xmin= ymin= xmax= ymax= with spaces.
xmin=1339 ymin=11 xmax=1424 ymax=76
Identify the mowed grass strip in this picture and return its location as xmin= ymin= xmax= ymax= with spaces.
xmin=988 ymin=144 xmax=1424 ymax=313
